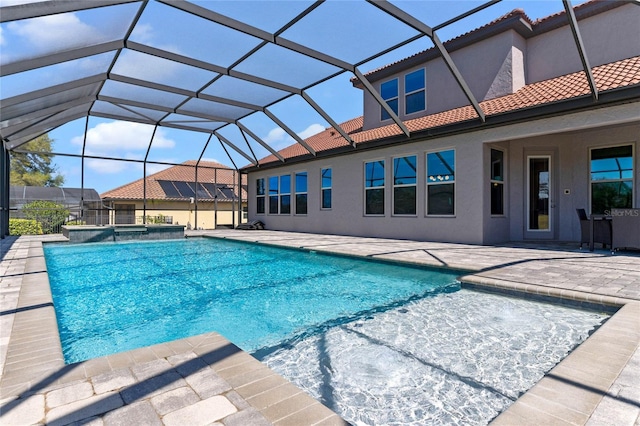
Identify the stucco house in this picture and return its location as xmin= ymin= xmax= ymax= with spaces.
xmin=244 ymin=1 xmax=639 ymax=245
xmin=101 ymin=160 xmax=246 ymax=229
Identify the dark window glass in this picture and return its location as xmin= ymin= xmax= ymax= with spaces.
xmin=280 ymin=194 xmax=291 ymax=214
xmin=394 ymin=186 xmax=416 ymax=215
xmin=269 ymin=196 xmax=278 ymax=214
xmin=491 ymin=183 xmax=504 ymax=215
xmin=257 ymin=197 xmax=265 ymax=214
xmin=381 ymin=79 xmax=398 ymax=99
xmin=256 ymin=178 xmax=265 ymax=195
xmin=427 ymin=184 xmax=454 ymax=215
xmin=296 ymin=194 xmax=307 ymax=215
xmin=366 ymin=188 xmax=385 ymax=215
xmin=490 ymin=149 xmax=504 ymax=215
xmin=406 ymin=91 xmax=425 ymax=114
xmin=322 ymin=189 xmax=332 ymax=209
xmin=269 ymin=176 xmax=278 ymax=196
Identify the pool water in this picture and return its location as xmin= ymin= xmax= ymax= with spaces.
xmin=44 ymin=237 xmax=609 ymax=425
xmin=44 ymin=237 xmax=460 ymax=363
xmin=261 ymin=289 xmax=608 ymax=425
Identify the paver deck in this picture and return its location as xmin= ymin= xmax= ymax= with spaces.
xmin=1 ymin=230 xmax=639 ymax=425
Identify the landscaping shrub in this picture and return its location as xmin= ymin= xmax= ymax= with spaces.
xmin=9 ymin=218 xmax=43 ymax=235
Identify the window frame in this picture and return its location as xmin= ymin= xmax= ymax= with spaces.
xmin=364 ymin=159 xmax=386 ymax=216
xmin=490 ymin=148 xmax=506 ymax=217
xmin=295 ymin=171 xmax=308 ymax=215
xmin=392 ymin=154 xmax=417 ymax=216
xmin=404 ymin=68 xmax=426 ymax=116
xmin=380 ymin=78 xmax=399 ymax=121
xmin=256 ymin=177 xmax=266 ymax=215
xmin=426 ymin=149 xmax=456 ymax=217
xmin=589 ymin=144 xmax=634 ymax=215
xmin=321 ymin=167 xmax=332 ymax=210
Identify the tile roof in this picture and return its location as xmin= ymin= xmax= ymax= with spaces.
xmin=101 ymin=160 xmax=245 ymax=201
xmin=256 ymin=55 xmax=640 ymax=166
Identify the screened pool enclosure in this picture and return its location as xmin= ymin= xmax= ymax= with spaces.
xmin=0 ymin=0 xmax=605 ymax=237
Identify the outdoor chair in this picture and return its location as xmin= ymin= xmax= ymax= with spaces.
xmin=611 ymin=209 xmax=640 ymax=252
xmin=576 ymin=208 xmax=611 ymax=249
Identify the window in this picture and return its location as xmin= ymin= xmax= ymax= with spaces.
xmin=490 ymin=149 xmax=504 ymax=215
xmin=280 ymin=174 xmax=291 ymax=214
xmin=393 ymin=155 xmax=417 ymax=215
xmin=426 ymin=150 xmax=455 ymax=215
xmin=295 ymin=172 xmax=307 ymax=215
xmin=365 ymin=160 xmax=385 ymax=215
xmin=405 ymin=69 xmax=425 ymax=115
xmin=380 ymin=78 xmax=398 ymax=121
xmin=321 ymin=168 xmax=332 ymax=209
xmin=590 ymin=145 xmax=633 ymax=214
xmin=256 ymin=178 xmax=265 ymax=214
xmin=268 ymin=176 xmax=278 ymax=214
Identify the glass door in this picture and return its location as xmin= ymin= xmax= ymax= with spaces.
xmin=527 ymin=156 xmax=551 ymax=233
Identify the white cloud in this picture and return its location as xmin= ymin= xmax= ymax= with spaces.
xmin=263 ymin=123 xmax=325 ymax=150
xmin=85 ymin=159 xmax=128 ymax=174
xmin=7 ymin=13 xmax=101 ymax=52
xmin=72 ymin=121 xmax=175 ymax=156
xmin=298 ymin=123 xmax=325 ymax=140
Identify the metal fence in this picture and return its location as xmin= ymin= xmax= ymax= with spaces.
xmin=10 ymin=208 xmax=110 ymax=234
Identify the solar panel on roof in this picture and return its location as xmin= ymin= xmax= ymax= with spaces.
xmin=158 ymin=180 xmax=181 ymax=198
xmin=194 ymin=183 xmax=212 ymax=199
xmin=201 ymin=183 xmax=218 ymax=199
xmin=218 ymin=186 xmax=235 ymax=199
xmin=173 ymin=181 xmax=195 ymax=198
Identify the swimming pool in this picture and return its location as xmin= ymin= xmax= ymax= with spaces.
xmin=44 ymin=237 xmax=609 ymax=425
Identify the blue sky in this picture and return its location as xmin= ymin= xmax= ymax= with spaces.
xmin=1 ymin=0 xmax=587 ymax=194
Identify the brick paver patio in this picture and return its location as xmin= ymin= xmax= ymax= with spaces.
xmin=1 ymin=230 xmax=638 ymax=425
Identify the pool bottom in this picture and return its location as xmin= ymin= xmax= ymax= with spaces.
xmin=260 ymin=288 xmax=609 ymax=426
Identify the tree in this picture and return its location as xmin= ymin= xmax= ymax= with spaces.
xmin=10 ymin=134 xmax=64 ymax=187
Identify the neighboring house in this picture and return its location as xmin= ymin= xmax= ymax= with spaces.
xmin=10 ymin=186 xmax=106 ymax=225
xmin=244 ymin=1 xmax=639 ymax=244
xmin=101 ymin=161 xmax=247 ymax=229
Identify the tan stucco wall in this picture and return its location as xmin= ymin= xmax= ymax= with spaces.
xmin=110 ymin=200 xmax=246 ymax=229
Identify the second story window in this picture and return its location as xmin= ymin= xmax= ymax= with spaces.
xmin=321 ymin=168 xmax=332 ymax=209
xmin=405 ymin=69 xmax=425 ymax=115
xmin=380 ymin=78 xmax=398 ymax=121
xmin=295 ymin=172 xmax=307 ymax=215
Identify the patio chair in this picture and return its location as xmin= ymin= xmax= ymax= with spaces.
xmin=576 ymin=208 xmax=611 ymax=249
